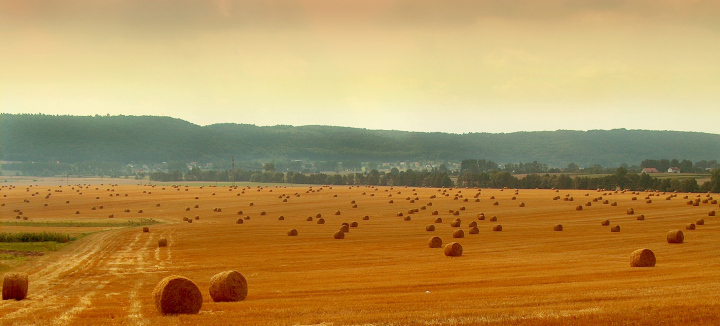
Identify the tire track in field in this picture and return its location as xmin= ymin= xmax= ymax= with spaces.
xmin=0 ymin=229 xmax=139 ymax=324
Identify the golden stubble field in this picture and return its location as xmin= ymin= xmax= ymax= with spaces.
xmin=0 ymin=182 xmax=719 ymax=325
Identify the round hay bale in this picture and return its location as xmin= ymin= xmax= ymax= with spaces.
xmin=183 ymin=217 xmax=188 ymax=221
xmin=519 ymin=202 xmax=525 ymax=207
xmin=142 ymin=227 xmax=149 ymax=233
xmin=667 ymin=230 xmax=684 ymax=244
xmin=428 ymin=236 xmax=442 ymax=248
xmin=450 ymin=221 xmax=460 ymax=227
xmin=610 ymin=225 xmax=621 ymax=232
xmin=576 ymin=206 xmax=583 ymax=211
xmin=404 ymin=216 xmax=411 ymax=221
xmin=709 ymin=211 xmax=716 ymax=217
xmin=334 ymin=231 xmax=345 ymax=239
xmin=554 ymin=224 xmax=563 ymax=231
xmin=2 ymin=272 xmax=28 ymax=300
xmin=469 ymin=226 xmax=479 ymax=234
xmin=637 ymin=215 xmax=645 ymax=221
xmin=187 ymin=219 xmax=193 ymax=224
xmin=158 ymin=238 xmax=168 ymax=247
xmin=350 ymin=222 xmax=358 ymax=227
xmin=686 ymin=223 xmax=696 ymax=230
xmin=195 ymin=216 xmax=200 ymax=220
xmin=278 ymin=216 xmax=285 ymax=220
xmin=630 ymin=249 xmax=656 ymax=267
xmin=317 ymin=218 xmax=325 ymax=224
xmin=431 ymin=211 xmax=439 ymax=215
xmin=452 ymin=229 xmax=464 ymax=238
xmin=478 ymin=215 xmax=485 ymax=221
xmin=468 ymin=221 xmax=477 ymax=227
xmin=601 ymin=220 xmax=610 ymax=226
xmin=627 ymin=208 xmax=634 ymax=215
xmin=339 ymin=225 xmax=349 ymax=232
xmin=397 ymin=212 xmax=403 ymax=217
xmin=335 ymin=210 xmax=341 ymax=215
xmin=434 ymin=217 xmax=443 ymax=223
xmin=489 ymin=216 xmax=497 ymax=222
xmin=363 ymin=215 xmax=369 ymax=220
xmin=493 ymin=225 xmax=503 ymax=231
xmin=426 ymin=225 xmax=435 ymax=231
xmin=493 ymin=201 xmax=499 ymax=206
xmin=237 ymin=210 xmax=243 ymax=215
xmin=444 ymin=242 xmax=463 ymax=257
xmin=236 ymin=218 xmax=243 ymax=224
xmin=152 ymin=275 xmax=202 ymax=315
xmin=287 ymin=229 xmax=298 ymax=236
xmin=696 ymin=219 xmax=705 ymax=225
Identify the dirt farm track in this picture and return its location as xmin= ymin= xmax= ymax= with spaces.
xmin=1 ymin=182 xmax=719 ymax=325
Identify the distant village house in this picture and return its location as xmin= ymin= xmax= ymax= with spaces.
xmin=668 ymin=167 xmax=681 ymax=173
xmin=641 ymin=168 xmax=659 ymax=174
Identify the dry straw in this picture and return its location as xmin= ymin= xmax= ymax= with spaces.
xmin=152 ymin=275 xmax=203 ymax=315
xmin=630 ymin=249 xmax=656 ymax=267
xmin=428 ymin=236 xmax=442 ymax=248
xmin=2 ymin=272 xmax=28 ymax=300
xmin=444 ymin=242 xmax=463 ymax=256
xmin=209 ymin=271 xmax=248 ymax=302
xmin=667 ymin=230 xmax=684 ymax=243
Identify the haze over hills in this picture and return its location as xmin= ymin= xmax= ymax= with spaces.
xmin=2 ymin=114 xmax=719 ymax=167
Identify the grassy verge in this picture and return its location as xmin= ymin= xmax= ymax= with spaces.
xmin=0 ymin=218 xmax=160 ymax=228
xmin=0 ymin=232 xmax=91 ymax=271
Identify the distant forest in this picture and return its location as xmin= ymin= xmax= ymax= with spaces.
xmin=2 ymin=114 xmax=720 ymax=167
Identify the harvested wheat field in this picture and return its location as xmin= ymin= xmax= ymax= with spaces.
xmin=1 ymin=183 xmax=719 ymax=325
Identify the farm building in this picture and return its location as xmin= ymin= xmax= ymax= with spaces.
xmin=668 ymin=167 xmax=681 ymax=173
xmin=642 ymin=168 xmax=659 ymax=173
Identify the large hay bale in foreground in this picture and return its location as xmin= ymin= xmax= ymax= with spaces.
xmin=287 ymin=229 xmax=298 ymax=236
xmin=630 ymin=249 xmax=656 ymax=267
xmin=686 ymin=223 xmax=696 ymax=230
xmin=334 ymin=231 xmax=345 ymax=239
xmin=2 ymin=273 xmax=28 ymax=300
xmin=209 ymin=271 xmax=248 ymax=302
xmin=444 ymin=242 xmax=463 ymax=256
xmin=428 ymin=236 xmax=442 ymax=248
xmin=667 ymin=230 xmax=684 ymax=244
xmin=158 ymin=238 xmax=168 ymax=247
xmin=152 ymin=276 xmax=202 ymax=315
xmin=554 ymin=224 xmax=563 ymax=231
xmin=610 ymin=225 xmax=621 ymax=232
xmin=452 ymin=229 xmax=464 ymax=238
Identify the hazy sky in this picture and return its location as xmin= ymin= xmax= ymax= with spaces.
xmin=1 ymin=0 xmax=719 ymax=134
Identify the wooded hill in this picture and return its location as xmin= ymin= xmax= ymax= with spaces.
xmin=2 ymin=114 xmax=719 ymax=167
